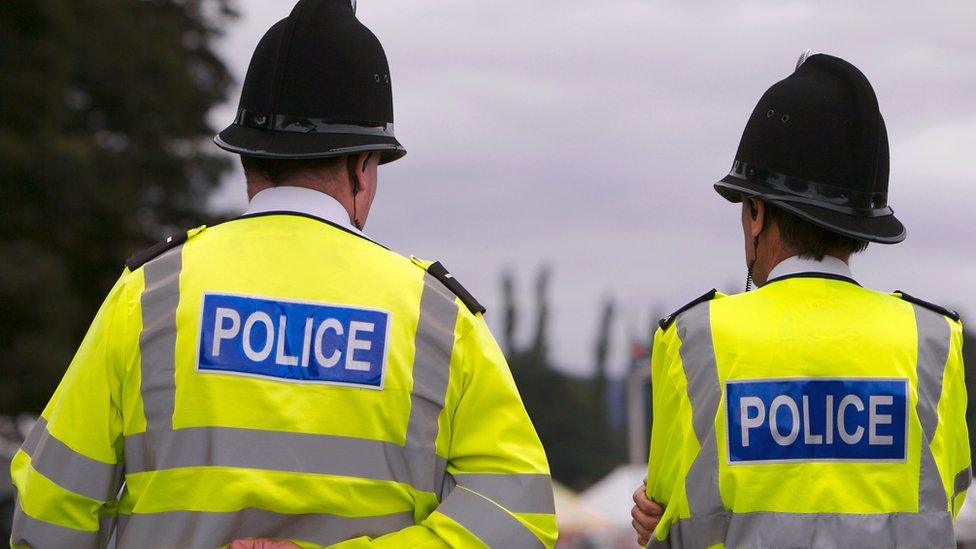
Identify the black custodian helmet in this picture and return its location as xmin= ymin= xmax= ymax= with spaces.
xmin=215 ymin=0 xmax=405 ymax=163
xmin=715 ymin=52 xmax=904 ymax=244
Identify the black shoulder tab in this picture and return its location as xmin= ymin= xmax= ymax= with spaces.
xmin=659 ymin=289 xmax=718 ymax=331
xmin=427 ymin=261 xmax=486 ymax=315
xmin=125 ymin=232 xmax=188 ymax=270
xmin=895 ymin=291 xmax=960 ymax=322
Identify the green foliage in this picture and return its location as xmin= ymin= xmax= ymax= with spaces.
xmin=504 ymin=267 xmax=625 ymax=491
xmin=0 ymin=0 xmax=237 ymax=413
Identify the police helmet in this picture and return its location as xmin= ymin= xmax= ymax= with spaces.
xmin=715 ymin=52 xmax=904 ymax=244
xmin=215 ymin=0 xmax=405 ymax=164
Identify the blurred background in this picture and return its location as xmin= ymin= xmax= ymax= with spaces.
xmin=1 ymin=0 xmax=974 ymax=546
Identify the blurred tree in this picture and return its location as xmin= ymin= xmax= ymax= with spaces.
xmin=593 ymin=295 xmax=614 ymax=426
xmin=0 ymin=0 xmax=237 ymax=413
xmin=506 ymin=267 xmax=621 ymax=491
xmin=594 ymin=296 xmax=615 ymax=380
xmin=501 ymin=271 xmax=517 ymax=356
xmin=528 ymin=264 xmax=551 ymax=367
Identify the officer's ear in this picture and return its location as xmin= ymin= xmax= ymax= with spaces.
xmin=746 ymin=198 xmax=765 ymax=238
xmin=347 ymin=152 xmax=376 ymax=192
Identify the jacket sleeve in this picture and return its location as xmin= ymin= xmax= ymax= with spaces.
xmin=935 ymin=317 xmax=970 ymax=519
xmin=10 ymin=272 xmax=131 ymax=548
xmin=331 ymin=313 xmax=557 ymax=549
xmin=645 ymin=324 xmax=696 ymax=544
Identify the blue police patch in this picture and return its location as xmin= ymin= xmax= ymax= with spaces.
xmin=197 ymin=293 xmax=390 ymax=389
xmin=726 ymin=378 xmax=908 ymax=463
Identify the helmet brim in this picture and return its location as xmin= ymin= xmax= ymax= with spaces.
xmin=215 ymin=123 xmax=406 ymax=164
xmin=715 ymin=175 xmax=906 ymax=244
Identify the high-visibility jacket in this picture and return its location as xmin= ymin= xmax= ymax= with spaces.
xmin=646 ymin=274 xmax=969 ymax=548
xmin=11 ymin=213 xmax=557 ymax=548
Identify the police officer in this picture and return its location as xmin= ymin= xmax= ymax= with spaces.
xmin=11 ymin=1 xmax=557 ymax=547
xmin=631 ymin=52 xmax=969 ymax=548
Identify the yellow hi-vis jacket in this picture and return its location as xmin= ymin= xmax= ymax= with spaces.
xmin=646 ymin=275 xmax=969 ymax=548
xmin=11 ymin=213 xmax=557 ymax=548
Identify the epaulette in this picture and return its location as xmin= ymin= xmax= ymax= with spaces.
xmin=894 ymin=291 xmax=960 ymax=322
xmin=411 ymin=256 xmax=486 ymax=315
xmin=125 ymin=226 xmax=205 ymax=271
xmin=659 ymin=289 xmax=718 ymax=330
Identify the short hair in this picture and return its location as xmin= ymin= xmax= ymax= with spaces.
xmin=241 ymin=155 xmax=346 ymax=185
xmin=763 ymin=202 xmax=869 ymax=260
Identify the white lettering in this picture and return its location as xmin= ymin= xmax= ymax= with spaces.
xmin=803 ymin=395 xmax=823 ymax=444
xmin=301 ymin=318 xmax=314 ymax=367
xmin=314 ymin=318 xmax=343 ymax=368
xmin=838 ymin=395 xmax=864 ymax=444
xmin=769 ymin=395 xmax=800 ymax=446
xmin=825 ymin=395 xmax=834 ymax=445
xmin=346 ymin=321 xmax=375 ymax=371
xmin=869 ymin=395 xmax=894 ymax=445
xmin=275 ymin=315 xmax=299 ymax=366
xmin=242 ymin=311 xmax=274 ymax=362
xmin=212 ymin=307 xmax=240 ymax=356
xmin=740 ymin=397 xmax=765 ymax=447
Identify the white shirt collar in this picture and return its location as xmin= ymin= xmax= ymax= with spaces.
xmin=244 ymin=186 xmax=365 ymax=237
xmin=766 ymin=255 xmax=855 ymax=283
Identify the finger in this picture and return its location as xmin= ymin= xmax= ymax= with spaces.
xmin=637 ymin=534 xmax=649 ymax=547
xmin=634 ymin=491 xmax=665 ymax=516
xmin=633 ymin=486 xmax=647 ymax=506
xmin=228 ymin=541 xmax=253 ymax=549
xmin=631 ymin=505 xmax=658 ymax=531
xmin=632 ymin=518 xmax=650 ymax=538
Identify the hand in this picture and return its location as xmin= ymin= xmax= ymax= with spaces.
xmin=632 ymin=481 xmax=664 ymax=547
xmin=228 ymin=539 xmax=301 ymax=549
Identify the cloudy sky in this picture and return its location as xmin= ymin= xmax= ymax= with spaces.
xmin=209 ymin=0 xmax=976 ymax=376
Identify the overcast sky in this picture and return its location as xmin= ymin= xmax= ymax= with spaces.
xmin=209 ymin=0 xmax=976 ymax=376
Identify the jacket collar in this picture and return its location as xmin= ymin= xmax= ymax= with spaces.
xmin=245 ymin=186 xmax=363 ymax=235
xmin=765 ymin=255 xmax=858 ymax=286
xmin=240 ymin=186 xmax=385 ymax=249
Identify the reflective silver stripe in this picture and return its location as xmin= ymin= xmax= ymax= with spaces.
xmin=452 ymin=473 xmax=555 ymax=514
xmin=19 ymin=417 xmax=45 ymax=456
xmin=913 ymin=304 xmax=952 ymax=513
xmin=124 ymin=426 xmax=446 ymax=492
xmin=438 ymin=486 xmax=544 ymax=549
xmin=674 ymin=303 xmax=727 ymax=546
xmin=115 ymin=509 xmax=414 ymax=548
xmin=405 ymin=274 xmax=459 ymax=494
xmin=11 ymin=499 xmax=109 ymax=549
xmin=956 ymin=466 xmax=973 ymax=497
xmin=440 ymin=471 xmax=458 ymax=502
xmin=719 ymin=510 xmax=952 ymax=548
xmin=20 ymin=417 xmax=122 ymax=502
xmin=650 ymin=512 xmax=729 ymax=549
xmin=139 ymin=247 xmax=183 ymax=431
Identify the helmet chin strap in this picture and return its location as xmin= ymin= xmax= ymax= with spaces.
xmin=745 ymin=198 xmax=762 ymax=292
xmin=352 ymin=195 xmax=362 ymax=230
xmin=745 ymin=235 xmax=759 ymax=292
xmin=351 ymin=153 xmax=372 ymax=231
xmin=350 ymin=175 xmax=362 ymax=230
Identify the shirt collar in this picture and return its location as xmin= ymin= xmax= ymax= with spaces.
xmin=244 ymin=186 xmax=365 ymax=236
xmin=766 ymin=255 xmax=856 ymax=284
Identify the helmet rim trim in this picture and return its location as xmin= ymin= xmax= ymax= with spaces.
xmin=714 ymin=178 xmax=906 ymax=244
